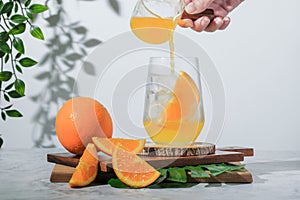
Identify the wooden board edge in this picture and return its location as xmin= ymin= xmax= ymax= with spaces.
xmin=47 ymin=154 xmax=79 ymax=168
xmin=50 ymin=164 xmax=252 ymax=184
xmin=217 ymin=147 xmax=254 ymax=157
xmin=50 ymin=164 xmax=75 ymax=183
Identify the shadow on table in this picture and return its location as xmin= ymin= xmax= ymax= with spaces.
xmin=30 ymin=0 xmax=120 ymax=148
xmin=148 ymin=182 xmax=198 ymax=189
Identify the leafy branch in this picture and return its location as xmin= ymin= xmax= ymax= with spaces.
xmin=0 ymin=0 xmax=48 ymax=121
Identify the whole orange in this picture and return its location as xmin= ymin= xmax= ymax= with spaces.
xmin=56 ymin=97 xmax=113 ymax=155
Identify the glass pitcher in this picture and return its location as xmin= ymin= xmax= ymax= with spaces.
xmin=130 ymin=0 xmax=214 ymax=44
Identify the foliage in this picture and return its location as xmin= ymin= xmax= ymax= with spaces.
xmin=108 ymin=163 xmax=246 ymax=188
xmin=108 ymin=163 xmax=245 ymax=188
xmin=0 ymin=0 xmax=48 ymax=121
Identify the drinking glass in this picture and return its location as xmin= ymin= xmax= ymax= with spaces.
xmin=143 ymin=57 xmax=205 ymax=146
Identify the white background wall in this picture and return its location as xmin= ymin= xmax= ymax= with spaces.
xmin=1 ymin=0 xmax=300 ymax=151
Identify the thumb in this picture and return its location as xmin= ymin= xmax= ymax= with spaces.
xmin=185 ymin=0 xmax=214 ymax=14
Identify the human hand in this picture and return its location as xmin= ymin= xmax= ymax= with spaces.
xmin=178 ymin=0 xmax=244 ymax=32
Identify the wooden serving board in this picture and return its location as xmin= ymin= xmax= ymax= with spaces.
xmin=47 ymin=150 xmax=245 ymax=173
xmin=50 ymin=163 xmax=253 ymax=183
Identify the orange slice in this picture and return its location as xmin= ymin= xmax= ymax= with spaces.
xmin=69 ymin=143 xmax=98 ymax=188
xmin=163 ymin=97 xmax=181 ymax=121
xmin=163 ymin=71 xmax=200 ymax=121
xmin=112 ymin=145 xmax=160 ymax=188
xmin=92 ymin=137 xmax=146 ymax=156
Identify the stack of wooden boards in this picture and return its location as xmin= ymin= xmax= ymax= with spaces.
xmin=47 ymin=143 xmax=254 ymax=184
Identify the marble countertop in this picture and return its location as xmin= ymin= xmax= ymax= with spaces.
xmin=0 ymin=148 xmax=299 ymax=200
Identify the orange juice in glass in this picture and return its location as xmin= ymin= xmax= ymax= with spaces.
xmin=143 ymin=57 xmax=205 ymax=146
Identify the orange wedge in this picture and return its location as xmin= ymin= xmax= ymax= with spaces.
xmin=163 ymin=71 xmax=200 ymax=121
xmin=92 ymin=137 xmax=146 ymax=156
xmin=163 ymin=97 xmax=181 ymax=121
xmin=112 ymin=145 xmax=160 ymax=188
xmin=69 ymin=143 xmax=98 ymax=188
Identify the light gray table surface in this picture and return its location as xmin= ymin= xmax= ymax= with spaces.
xmin=0 ymin=148 xmax=299 ymax=200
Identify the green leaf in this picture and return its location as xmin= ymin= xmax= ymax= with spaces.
xmin=0 ymin=1 xmax=3 ymax=11
xmin=201 ymin=163 xmax=245 ymax=177
xmin=19 ymin=57 xmax=37 ymax=67
xmin=0 ymin=71 xmax=12 ymax=81
xmin=6 ymin=4 xmax=13 ymax=17
xmin=108 ymin=178 xmax=131 ymax=189
xmin=14 ymin=3 xmax=19 ymax=13
xmin=8 ymin=90 xmax=23 ymax=98
xmin=16 ymin=65 xmax=22 ymax=73
xmin=13 ymin=37 xmax=25 ymax=54
xmin=30 ymin=26 xmax=44 ymax=40
xmin=0 ymin=2 xmax=13 ymax=14
xmin=0 ymin=32 xmax=9 ymax=42
xmin=28 ymin=4 xmax=48 ymax=14
xmin=3 ymin=104 xmax=13 ymax=110
xmin=9 ymin=21 xmax=16 ymax=27
xmin=0 ymin=51 xmax=5 ymax=58
xmin=15 ymin=52 xmax=22 ymax=59
xmin=83 ymin=39 xmax=101 ymax=47
xmin=9 ymin=23 xmax=26 ymax=35
xmin=26 ymin=11 xmax=34 ymax=20
xmin=5 ymin=82 xmax=14 ymax=90
xmin=1 ymin=111 xmax=6 ymax=121
xmin=184 ymin=166 xmax=210 ymax=178
xmin=0 ymin=43 xmax=11 ymax=54
xmin=167 ymin=167 xmax=187 ymax=183
xmin=14 ymin=79 xmax=25 ymax=96
xmin=4 ymin=93 xmax=10 ymax=102
xmin=10 ymin=14 xmax=27 ymax=24
xmin=6 ymin=109 xmax=23 ymax=117
xmin=24 ymin=0 xmax=32 ymax=7
xmin=153 ymin=169 xmax=168 ymax=184
xmin=4 ymin=54 xmax=9 ymax=63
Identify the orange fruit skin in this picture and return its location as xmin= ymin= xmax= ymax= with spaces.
xmin=69 ymin=143 xmax=98 ymax=188
xmin=112 ymin=145 xmax=160 ymax=188
xmin=92 ymin=137 xmax=146 ymax=156
xmin=56 ymin=97 xmax=113 ymax=155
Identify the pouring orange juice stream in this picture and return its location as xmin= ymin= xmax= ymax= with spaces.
xmin=130 ymin=0 xmax=208 ymax=146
